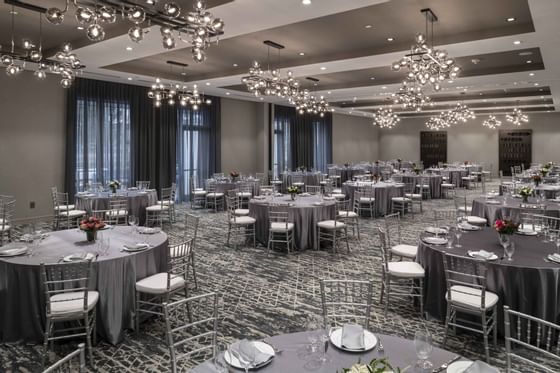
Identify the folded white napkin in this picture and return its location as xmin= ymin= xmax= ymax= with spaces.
xmin=469 ymin=250 xmax=494 ymax=259
xmin=341 ymin=324 xmax=365 ymax=350
xmin=423 ymin=237 xmax=447 ymax=245
xmin=464 ymin=360 xmax=500 ymax=373
xmin=0 ymin=247 xmax=28 ymax=256
xmin=67 ymin=252 xmax=95 ymax=261
xmin=123 ymin=243 xmax=150 ymax=250
xmin=229 ymin=340 xmax=273 ymax=367
xmin=549 ymin=253 xmax=560 ymax=263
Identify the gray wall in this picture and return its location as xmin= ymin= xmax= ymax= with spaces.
xmin=332 ymin=113 xmax=379 ymax=163
xmin=378 ymin=112 xmax=560 ymax=174
xmin=0 ymin=71 xmax=66 ymax=220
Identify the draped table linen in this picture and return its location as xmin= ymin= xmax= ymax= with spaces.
xmin=342 ymin=181 xmax=404 ymax=216
xmin=400 ymin=174 xmax=443 ymax=199
xmin=249 ymin=195 xmax=335 ymax=250
xmin=0 ymin=227 xmax=168 ymax=344
xmin=281 ymin=172 xmax=322 ymax=192
xmin=471 ymin=196 xmax=560 ymax=223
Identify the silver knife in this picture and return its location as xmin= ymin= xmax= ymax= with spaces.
xmin=432 ymin=355 xmax=462 ymax=373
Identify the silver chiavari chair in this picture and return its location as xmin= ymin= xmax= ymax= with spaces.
xmin=353 ymin=186 xmax=376 ymax=218
xmin=504 ymin=306 xmax=560 ymax=373
xmin=146 ymin=187 xmax=172 ymax=227
xmin=225 ymin=195 xmax=256 ymax=249
xmin=317 ymin=207 xmax=350 ymax=254
xmin=375 ymin=226 xmax=425 ymax=317
xmin=336 ymin=198 xmax=360 ymax=241
xmin=205 ymin=180 xmax=224 ymax=212
xmin=163 ymin=293 xmax=219 ymax=373
xmin=182 ymin=213 xmax=200 ymax=289
xmin=41 ymin=260 xmax=98 ymax=367
xmin=107 ymin=198 xmax=129 ymax=225
xmin=42 ymin=343 xmax=86 ymax=373
xmin=305 ymin=185 xmax=321 ymax=195
xmin=55 ymin=192 xmax=86 ymax=230
xmin=0 ymin=196 xmax=15 ymax=246
xmin=416 ymin=176 xmax=431 ymax=199
xmin=384 ymin=212 xmax=417 ymax=260
xmin=320 ymin=279 xmax=374 ymax=330
xmin=236 ymin=182 xmax=253 ymax=209
xmin=291 ymin=173 xmax=305 ymax=190
xmin=442 ymin=253 xmax=498 ymax=362
xmin=190 ymin=175 xmax=207 ymax=209
xmin=267 ymin=204 xmax=294 ymax=255
xmin=136 ymin=181 xmax=151 ymax=190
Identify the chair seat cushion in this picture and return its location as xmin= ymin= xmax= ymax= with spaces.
xmin=461 ymin=177 xmax=472 ymax=181
xmin=59 ymin=209 xmax=87 ymax=217
xmin=392 ymin=197 xmax=411 ymax=202
xmin=146 ymin=204 xmax=170 ymax=211
xmin=332 ymin=193 xmax=346 ymax=199
xmin=446 ymin=285 xmax=499 ymax=309
xmin=359 ymin=197 xmax=375 ymax=203
xmin=270 ymin=222 xmax=294 ymax=232
xmin=234 ymin=208 xmax=250 ymax=216
xmin=387 ymin=261 xmax=425 ymax=278
xmin=338 ymin=211 xmax=358 ymax=218
xmin=466 ymin=216 xmax=487 ymax=225
xmin=206 ymin=192 xmax=224 ymax=198
xmin=236 ymin=192 xmax=252 ymax=198
xmin=160 ymin=200 xmax=175 ymax=205
xmin=230 ymin=216 xmax=256 ymax=225
xmin=292 ymin=182 xmax=305 ymax=186
xmin=458 ymin=206 xmax=473 ymax=213
xmin=54 ymin=204 xmax=75 ymax=211
xmin=317 ymin=220 xmax=346 ymax=229
xmin=107 ymin=209 xmax=128 ymax=217
xmin=136 ymin=273 xmax=186 ymax=295
xmin=405 ymin=193 xmax=422 ymax=199
xmin=390 ymin=244 xmax=418 ymax=259
xmin=193 ymin=190 xmax=207 ymax=195
xmin=0 ymin=225 xmax=11 ymax=231
xmin=441 ymin=183 xmax=454 ymax=187
xmin=50 ymin=291 xmax=99 ymax=315
xmin=416 ymin=184 xmax=430 ymax=188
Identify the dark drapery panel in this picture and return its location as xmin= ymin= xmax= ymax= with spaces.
xmin=272 ymin=105 xmax=294 ymax=176
xmin=291 ymin=113 xmax=314 ymax=170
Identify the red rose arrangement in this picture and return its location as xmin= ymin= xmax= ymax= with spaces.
xmin=230 ymin=171 xmax=239 ymax=178
xmin=79 ymin=216 xmax=106 ymax=232
xmin=494 ymin=219 xmax=518 ymax=235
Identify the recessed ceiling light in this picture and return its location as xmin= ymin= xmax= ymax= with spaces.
xmin=320 ymin=66 xmax=327 ymax=70
xmin=181 ymin=72 xmax=186 ymax=76
xmin=260 ymin=97 xmax=264 ymax=100
xmin=299 ymin=52 xmax=305 ymax=56
xmin=539 ymin=88 xmax=544 ymax=91
xmin=77 ymin=26 xmax=84 ymax=30
xmin=448 ymin=80 xmax=454 ymax=83
xmin=9 ymin=10 xmax=18 ymax=15
xmin=381 ymin=86 xmax=387 ymax=89
xmin=232 ymin=63 xmax=238 ymax=67
xmin=370 ymin=77 xmax=375 ymax=80
xmin=127 ymin=77 xmax=133 ymax=81
xmin=541 ymin=96 xmax=545 ymax=99
xmin=529 ymin=72 xmax=535 ymax=76
xmin=126 ymin=46 xmax=133 ymax=51
xmin=365 ymin=25 xmax=372 ymax=29
xmin=302 ymin=0 xmax=311 ymax=5
xmin=513 ymin=40 xmax=521 ymax=45
xmin=327 ymin=91 xmax=331 ymax=94
xmin=387 ymin=37 xmax=394 ymax=42
xmin=205 ymin=82 xmax=211 ymax=86
xmin=526 ymin=60 xmax=532 ymax=64
xmin=534 ymin=82 xmax=539 ymax=86
xmin=226 ymin=92 xmax=230 ymax=95
xmin=483 ymin=99 xmax=487 ymax=102
xmin=506 ymin=17 xmax=516 ymax=22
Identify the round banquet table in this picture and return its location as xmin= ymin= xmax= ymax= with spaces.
xmin=417 ymin=227 xmax=560 ymax=332
xmin=437 ymin=168 xmax=469 ymax=188
xmin=400 ymin=174 xmax=443 ymax=199
xmin=249 ymin=195 xmax=335 ymax=251
xmin=211 ymin=179 xmax=260 ymax=196
xmin=281 ymin=172 xmax=321 ymax=192
xmin=75 ymin=189 xmax=158 ymax=225
xmin=190 ymin=331 xmax=461 ymax=373
xmin=0 ymin=227 xmax=168 ymax=344
xmin=535 ymin=184 xmax=560 ymax=199
xmin=342 ymin=181 xmax=404 ymax=216
xmin=471 ymin=196 xmax=560 ymax=224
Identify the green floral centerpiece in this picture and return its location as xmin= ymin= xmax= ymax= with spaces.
xmin=540 ymin=168 xmax=550 ymax=177
xmin=340 ymin=358 xmax=401 ymax=373
xmin=287 ymin=185 xmax=299 ymax=200
xmin=518 ymin=186 xmax=533 ymax=203
xmin=109 ymin=180 xmax=120 ymax=193
xmin=544 ymin=162 xmax=553 ymax=170
xmin=297 ymin=165 xmax=307 ymax=172
xmin=412 ymin=163 xmax=421 ymax=175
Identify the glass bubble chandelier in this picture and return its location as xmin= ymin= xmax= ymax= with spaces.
xmin=148 ymin=78 xmax=211 ymax=109
xmin=482 ymin=115 xmax=502 ymax=129
xmin=506 ymin=105 xmax=529 ymax=126
xmin=392 ymin=80 xmax=432 ymax=111
xmin=425 ymin=102 xmax=475 ymax=130
xmin=372 ymin=106 xmax=400 ymax=129
xmin=41 ymin=0 xmax=224 ymax=64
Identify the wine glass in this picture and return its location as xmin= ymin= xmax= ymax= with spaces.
xmin=213 ymin=343 xmax=228 ymax=373
xmin=555 ymin=234 xmax=560 ymax=255
xmin=454 ymin=228 xmax=462 ymax=248
xmin=504 ymin=239 xmax=515 ymax=261
xmin=446 ymin=229 xmax=455 ymax=249
xmin=315 ymin=328 xmax=332 ymax=365
xmin=414 ymin=330 xmax=433 ymax=370
xmin=238 ymin=340 xmax=256 ymax=373
xmin=129 ymin=215 xmax=138 ymax=234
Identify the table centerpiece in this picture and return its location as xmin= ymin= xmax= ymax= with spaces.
xmin=518 ymin=186 xmax=533 ymax=203
xmin=532 ymin=174 xmax=542 ymax=187
xmin=340 ymin=357 xmax=401 ymax=373
xmin=287 ymin=185 xmax=299 ymax=200
xmin=230 ymin=171 xmax=239 ymax=182
xmin=109 ymin=179 xmax=120 ymax=194
xmin=79 ymin=216 xmax=106 ymax=242
xmin=494 ymin=218 xmax=518 ymax=250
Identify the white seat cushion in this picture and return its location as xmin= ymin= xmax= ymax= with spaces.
xmin=107 ymin=209 xmax=128 ymax=217
xmin=466 ymin=216 xmax=487 ymax=225
xmin=193 ymin=190 xmax=207 ymax=195
xmin=292 ymin=182 xmax=305 ymax=186
xmin=59 ymin=209 xmax=86 ymax=217
xmin=50 ymin=291 xmax=99 ymax=316
xmin=405 ymin=193 xmax=422 ymax=199
xmin=160 ymin=200 xmax=175 ymax=205
xmin=54 ymin=204 xmax=75 ymax=211
xmin=416 ymin=184 xmax=430 ymax=188
xmin=392 ymin=197 xmax=411 ymax=202
xmin=230 ymin=216 xmax=256 ymax=225
xmin=317 ymin=220 xmax=346 ymax=229
xmin=458 ymin=206 xmax=473 ymax=213
xmin=387 ymin=261 xmax=425 ymax=278
xmin=136 ymin=273 xmax=186 ymax=295
xmin=0 ymin=225 xmax=11 ymax=231
xmin=146 ymin=204 xmax=170 ymax=211
xmin=446 ymin=285 xmax=499 ymax=310
xmin=270 ymin=222 xmax=294 ymax=232
xmin=441 ymin=183 xmax=454 ymax=187
xmin=194 ymin=188 xmax=204 ymax=191
xmin=338 ymin=210 xmax=358 ymax=218
xmin=332 ymin=193 xmax=346 ymax=199
xmin=461 ymin=176 xmax=471 ymax=180
xmin=390 ymin=244 xmax=418 ymax=259
xmin=234 ymin=208 xmax=250 ymax=216
xmin=236 ymin=192 xmax=252 ymax=198
xmin=333 ymin=188 xmax=342 ymax=194
xmin=359 ymin=197 xmax=375 ymax=203
xmin=206 ymin=192 xmax=224 ymax=198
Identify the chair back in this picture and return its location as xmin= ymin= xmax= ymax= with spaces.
xmin=41 ymin=261 xmax=93 ymax=317
xmin=0 ymin=197 xmax=15 ymax=234
xmin=268 ymin=204 xmax=290 ymax=229
xmin=206 ymin=180 xmax=217 ymax=193
xmin=163 ymin=293 xmax=219 ymax=373
xmin=453 ymin=194 xmax=468 ymax=214
xmin=305 ymin=185 xmax=321 ymax=194
xmin=504 ymin=306 xmax=560 ymax=373
xmin=160 ymin=187 xmax=173 ymax=208
xmin=320 ymin=279 xmax=373 ymax=330
xmin=403 ymin=183 xmax=415 ymax=195
xmin=373 ymin=226 xmax=391 ymax=272
xmin=167 ymin=239 xmax=194 ymax=287
xmin=226 ymin=195 xmax=239 ymax=222
xmin=383 ymin=212 xmax=402 ymax=246
xmin=442 ymin=253 xmax=489 ymax=310
xmin=392 ymin=174 xmax=403 ymax=183
xmin=291 ymin=174 xmax=304 ymax=184
xmin=108 ymin=198 xmax=127 ymax=212
xmin=136 ymin=181 xmax=151 ymax=190
xmin=184 ymin=213 xmax=200 ymax=242
xmin=42 ymin=343 xmax=86 ymax=373
xmin=433 ymin=209 xmax=458 ymax=229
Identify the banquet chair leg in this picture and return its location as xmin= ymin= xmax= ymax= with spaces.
xmin=344 ymin=227 xmax=350 ymax=253
xmin=85 ymin=315 xmax=94 ymax=366
xmin=42 ymin=318 xmax=51 ymax=367
xmin=190 ymin=254 xmax=198 ymax=290
xmin=384 ymin=280 xmax=391 ymax=317
xmin=379 ymin=279 xmax=385 ymax=304
xmin=442 ymin=305 xmax=451 ymax=347
xmin=492 ymin=306 xmax=498 ymax=347
xmin=419 ymin=279 xmax=424 ymax=319
xmin=482 ymin=312 xmax=490 ymax=362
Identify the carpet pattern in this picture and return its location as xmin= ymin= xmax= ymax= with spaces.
xmin=0 ymin=182 xmax=557 ymax=372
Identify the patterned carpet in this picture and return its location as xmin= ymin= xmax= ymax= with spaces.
xmin=0 ymin=182 xmax=556 ymax=372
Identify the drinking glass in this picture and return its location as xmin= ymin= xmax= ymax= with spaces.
xmin=315 ymin=328 xmax=332 ymax=365
xmin=129 ymin=215 xmax=138 ymax=234
xmin=414 ymin=330 xmax=433 ymax=370
xmin=238 ymin=340 xmax=256 ymax=373
xmin=446 ymin=229 xmax=455 ymax=249
xmin=504 ymin=240 xmax=515 ymax=261
xmin=213 ymin=343 xmax=228 ymax=373
xmin=454 ymin=229 xmax=462 ymax=248
xmin=555 ymin=234 xmax=560 ymax=254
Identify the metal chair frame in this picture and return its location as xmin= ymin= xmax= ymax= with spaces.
xmin=267 ymin=204 xmax=295 ymax=255
xmin=320 ymin=279 xmax=374 ymax=330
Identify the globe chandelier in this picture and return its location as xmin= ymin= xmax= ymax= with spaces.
xmin=1 ymin=8 xmax=83 ymax=88
xmin=391 ymin=8 xmax=461 ymax=93
xmin=41 ymin=0 xmax=224 ymax=63
xmin=452 ymin=102 xmax=476 ymax=123
xmin=426 ymin=116 xmax=450 ymax=131
xmin=425 ymin=102 xmax=475 ymax=130
xmin=505 ymin=105 xmax=529 ymax=126
xmin=372 ymin=106 xmax=400 ymax=129
xmin=482 ymin=115 xmax=502 ymax=129
xmin=392 ymin=80 xmax=432 ymax=111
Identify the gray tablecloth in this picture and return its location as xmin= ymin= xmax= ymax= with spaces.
xmin=190 ymin=331 xmax=459 ymax=373
xmin=213 ymin=180 xmax=260 ymax=196
xmin=471 ymin=197 xmax=560 ymax=224
xmin=249 ymin=195 xmax=336 ymax=250
xmin=400 ymin=174 xmax=442 ymax=199
xmin=0 ymin=227 xmax=168 ymax=344
xmin=436 ymin=168 xmax=469 ymax=188
xmin=281 ymin=172 xmax=321 ymax=192
xmin=536 ymin=184 xmax=560 ymax=199
xmin=342 ymin=182 xmax=404 ymax=216
xmin=417 ymin=227 xmax=560 ymax=332
xmin=75 ymin=190 xmax=158 ymax=225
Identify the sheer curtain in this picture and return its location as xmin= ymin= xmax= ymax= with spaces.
xmin=312 ymin=112 xmax=333 ymax=172
xmin=175 ymin=98 xmax=220 ymax=202
xmin=273 ymin=105 xmax=293 ymax=177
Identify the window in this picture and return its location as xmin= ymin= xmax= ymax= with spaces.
xmin=75 ymin=98 xmax=131 ymax=191
xmin=273 ymin=112 xmax=292 ymax=178
xmin=313 ymin=119 xmax=330 ymax=172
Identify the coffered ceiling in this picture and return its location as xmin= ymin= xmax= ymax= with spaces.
xmin=1 ymin=0 xmax=559 ymax=119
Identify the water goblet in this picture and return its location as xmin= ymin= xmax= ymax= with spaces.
xmin=504 ymin=239 xmax=515 ymax=261
xmin=315 ymin=328 xmax=332 ymax=365
xmin=454 ymin=229 xmax=462 ymax=248
xmin=129 ymin=215 xmax=138 ymax=234
xmin=213 ymin=343 xmax=228 ymax=373
xmin=555 ymin=234 xmax=560 ymax=254
xmin=414 ymin=330 xmax=433 ymax=371
xmin=238 ymin=340 xmax=256 ymax=373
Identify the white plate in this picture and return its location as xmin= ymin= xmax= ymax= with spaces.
xmin=467 ymin=251 xmax=498 ymax=261
xmin=458 ymin=224 xmax=480 ymax=231
xmin=422 ymin=237 xmax=448 ymax=245
xmin=300 ymin=193 xmax=311 ymax=197
xmin=313 ymin=202 xmax=325 ymax=206
xmin=63 ymin=253 xmax=95 ymax=262
xmin=447 ymin=361 xmax=474 ymax=373
xmin=253 ymin=196 xmax=266 ymax=200
xmin=122 ymin=244 xmax=150 ymax=252
xmin=137 ymin=227 xmax=161 ymax=234
xmin=224 ymin=341 xmax=275 ymax=370
xmin=0 ymin=247 xmax=28 ymax=257
xmin=99 ymin=224 xmax=112 ymax=230
xmin=516 ymin=229 xmax=538 ymax=236
xmin=485 ymin=200 xmax=501 ymax=205
xmin=547 ymin=254 xmax=560 ymax=264
xmin=329 ymin=327 xmax=377 ymax=352
xmin=425 ymin=226 xmax=448 ymax=235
